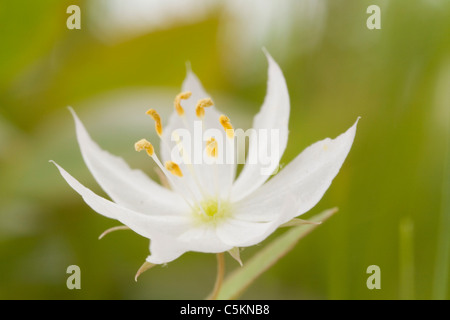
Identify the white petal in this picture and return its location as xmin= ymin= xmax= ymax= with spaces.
xmin=231 ymin=50 xmax=290 ymax=201
xmin=69 ymin=108 xmax=187 ymax=215
xmin=217 ymin=191 xmax=296 ymax=247
xmin=51 ymin=161 xmax=192 ymax=238
xmin=145 ymin=237 xmax=188 ymax=265
xmin=216 ymin=218 xmax=281 ymax=247
xmin=176 ymin=223 xmax=233 ymax=252
xmin=145 ymin=221 xmax=234 ymax=264
xmin=234 ymin=119 xmax=359 ymax=223
xmin=146 ymin=224 xmax=233 ymax=264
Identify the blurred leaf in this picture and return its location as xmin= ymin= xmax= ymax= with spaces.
xmin=433 ymin=110 xmax=450 ymax=299
xmin=399 ymin=217 xmax=415 ymax=300
xmin=216 ymin=208 xmax=337 ymax=300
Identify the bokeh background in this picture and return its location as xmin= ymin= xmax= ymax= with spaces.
xmin=1 ymin=0 xmax=449 ymax=299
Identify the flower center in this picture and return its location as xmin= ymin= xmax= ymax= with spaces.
xmin=193 ymin=198 xmax=232 ymax=224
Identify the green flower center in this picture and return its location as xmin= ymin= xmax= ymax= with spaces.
xmin=193 ymin=198 xmax=232 ymax=224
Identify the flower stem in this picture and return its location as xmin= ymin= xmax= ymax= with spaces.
xmin=208 ymin=253 xmax=225 ymax=300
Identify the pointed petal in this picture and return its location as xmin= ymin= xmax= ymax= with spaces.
xmin=52 ymin=161 xmax=233 ymax=265
xmin=69 ymin=108 xmax=188 ymax=215
xmin=231 ymin=51 xmax=290 ymax=201
xmin=234 ymin=119 xmax=358 ymax=223
xmin=51 ymin=161 xmax=191 ymax=241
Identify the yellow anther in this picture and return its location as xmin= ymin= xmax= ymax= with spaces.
xmin=165 ymin=161 xmax=183 ymax=177
xmin=206 ymin=137 xmax=218 ymax=158
xmin=196 ymin=106 xmax=205 ymax=119
xmin=135 ymin=139 xmax=154 ymax=157
xmin=195 ymin=98 xmax=214 ymax=119
xmin=197 ymin=98 xmax=214 ymax=109
xmin=146 ymin=109 xmax=163 ymax=136
xmin=174 ymin=91 xmax=192 ymax=116
xmin=219 ymin=115 xmax=234 ymax=138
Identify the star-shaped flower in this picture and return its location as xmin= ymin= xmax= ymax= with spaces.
xmin=51 ymin=51 xmax=358 ymax=276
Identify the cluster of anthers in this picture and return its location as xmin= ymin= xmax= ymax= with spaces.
xmin=134 ymin=91 xmax=235 ymax=224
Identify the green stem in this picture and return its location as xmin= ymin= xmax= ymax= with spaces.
xmin=208 ymin=253 xmax=225 ymax=300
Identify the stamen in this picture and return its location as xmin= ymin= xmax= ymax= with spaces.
xmin=206 ymin=137 xmax=218 ymax=158
xmin=196 ymin=107 xmax=205 ymax=120
xmin=134 ymin=139 xmax=154 ymax=156
xmin=195 ymin=98 xmax=214 ymax=119
xmin=219 ymin=115 xmax=234 ymax=138
xmin=174 ymin=91 xmax=192 ymax=116
xmin=146 ymin=109 xmax=163 ymax=136
xmin=165 ymin=161 xmax=183 ymax=177
xmin=206 ymin=136 xmax=220 ymax=208
xmin=172 ymin=131 xmax=187 ymax=162
xmin=138 ymin=147 xmax=198 ymax=211
xmin=154 ymin=167 xmax=171 ymax=189
xmin=219 ymin=115 xmax=236 ymax=201
xmin=172 ymin=131 xmax=209 ymax=199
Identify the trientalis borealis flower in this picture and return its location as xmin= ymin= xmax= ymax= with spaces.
xmin=51 ymin=51 xmax=358 ymax=278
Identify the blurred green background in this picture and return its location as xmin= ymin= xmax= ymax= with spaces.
xmin=1 ymin=0 xmax=449 ymax=299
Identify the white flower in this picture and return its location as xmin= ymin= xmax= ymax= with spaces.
xmin=51 ymin=51 xmax=358 ymax=269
